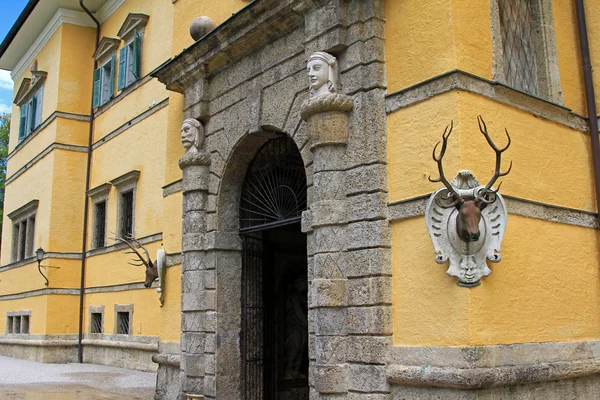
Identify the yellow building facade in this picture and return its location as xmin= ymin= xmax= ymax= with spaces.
xmin=1 ymin=0 xmax=600 ymax=399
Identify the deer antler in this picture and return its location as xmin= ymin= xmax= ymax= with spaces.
xmin=476 ymin=116 xmax=512 ymax=203
xmin=428 ymin=121 xmax=464 ymax=208
xmin=113 ymin=234 xmax=154 ymax=269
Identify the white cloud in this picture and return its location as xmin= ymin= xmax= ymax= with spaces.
xmin=0 ymin=70 xmax=13 ymax=91
xmin=0 ymin=103 xmax=12 ymax=114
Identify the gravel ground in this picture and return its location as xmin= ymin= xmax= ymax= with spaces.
xmin=0 ymin=356 xmax=156 ymax=399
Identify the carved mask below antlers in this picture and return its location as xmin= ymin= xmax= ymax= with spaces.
xmin=114 ymin=234 xmax=159 ymax=288
xmin=428 ymin=116 xmax=512 ymax=243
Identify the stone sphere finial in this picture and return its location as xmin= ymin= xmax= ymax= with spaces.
xmin=181 ymin=118 xmax=204 ymax=154
xmin=307 ymin=51 xmax=340 ymax=97
xmin=190 ymin=16 xmax=216 ymax=41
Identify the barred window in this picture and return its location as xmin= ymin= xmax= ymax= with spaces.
xmin=6 ymin=311 xmax=31 ymax=334
xmin=492 ymin=0 xmax=562 ymax=103
xmin=117 ymin=312 xmax=130 ymax=334
xmin=6 ymin=316 xmax=13 ymax=333
xmin=8 ymin=200 xmax=38 ymax=263
xmin=119 ymin=191 xmax=134 ymax=238
xmin=91 ymin=312 xmax=103 ymax=334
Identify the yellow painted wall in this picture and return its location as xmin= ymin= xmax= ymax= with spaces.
xmin=384 ymin=0 xmax=456 ymax=93
xmin=392 ymin=216 xmax=600 ymax=346
xmin=388 ymin=91 xmax=596 ymax=212
xmin=83 ymin=266 xmax=180 ymax=341
xmin=58 ymin=24 xmax=96 ymax=115
xmin=46 ymin=295 xmax=80 ymax=334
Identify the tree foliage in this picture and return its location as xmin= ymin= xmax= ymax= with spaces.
xmin=0 ymin=113 xmax=9 ymax=231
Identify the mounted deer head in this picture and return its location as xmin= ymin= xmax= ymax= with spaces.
xmin=114 ymin=234 xmax=159 ymax=288
xmin=428 ymin=116 xmax=512 ymax=243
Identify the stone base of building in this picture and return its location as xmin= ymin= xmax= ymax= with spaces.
xmin=387 ymin=341 xmax=600 ymax=400
xmin=82 ymin=334 xmax=161 ymax=371
xmin=0 ymin=334 xmax=78 ymax=363
xmin=153 ymin=352 xmax=181 ymax=400
xmin=391 ymin=375 xmax=600 ymax=399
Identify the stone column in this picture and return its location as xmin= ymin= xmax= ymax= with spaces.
xmin=179 ymin=151 xmax=212 ymax=398
xmin=301 ymin=93 xmax=353 ymax=397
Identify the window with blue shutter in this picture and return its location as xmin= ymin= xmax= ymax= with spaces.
xmin=118 ymin=47 xmax=127 ymax=91
xmin=28 ymin=95 xmax=36 ymax=133
xmin=93 ymin=67 xmax=101 ymax=108
xmin=108 ymin=55 xmax=115 ymax=100
xmin=18 ymin=103 xmax=28 ymax=141
xmin=132 ymin=31 xmax=141 ymax=82
xmin=34 ymin=87 xmax=43 ymax=128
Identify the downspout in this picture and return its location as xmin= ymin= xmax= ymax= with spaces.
xmin=575 ymin=0 xmax=600 ymax=219
xmin=78 ymin=0 xmax=100 ymax=364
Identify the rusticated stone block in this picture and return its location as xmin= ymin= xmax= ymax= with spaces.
xmin=344 ymin=248 xmax=392 ymax=278
xmin=313 ymin=226 xmax=346 ymax=253
xmin=315 ymin=335 xmax=348 ymax=364
xmin=182 ymin=332 xmax=205 ymax=354
xmin=184 ymin=191 xmax=207 ymax=212
xmin=347 ymin=306 xmax=392 ymax=335
xmin=310 ymin=278 xmax=347 ymax=307
xmin=314 ymin=308 xmax=347 ymax=335
xmin=346 ymin=220 xmax=391 ymax=251
xmin=313 ymin=252 xmax=346 ymax=279
xmin=347 ymin=277 xmax=391 ymax=306
xmin=310 ymin=200 xmax=348 ymax=228
xmin=348 ymin=364 xmax=389 ymax=393
xmin=203 ymin=375 xmax=216 ymax=397
xmin=346 ymin=192 xmax=388 ymax=223
xmin=183 ymin=376 xmax=203 ymax=396
xmin=346 ymin=164 xmax=387 ymax=196
xmin=183 ymin=354 xmax=205 ymax=377
xmin=314 ymin=364 xmax=348 ymax=394
xmin=181 ymin=163 xmax=211 ymax=193
xmin=347 ymin=336 xmax=391 ymax=365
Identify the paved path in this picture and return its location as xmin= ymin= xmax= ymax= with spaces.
xmin=0 ymin=356 xmax=156 ymax=399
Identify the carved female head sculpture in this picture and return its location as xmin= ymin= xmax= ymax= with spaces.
xmin=181 ymin=118 xmax=204 ymax=154
xmin=307 ymin=51 xmax=339 ymax=97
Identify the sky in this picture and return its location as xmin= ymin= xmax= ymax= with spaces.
xmin=0 ymin=1 xmax=31 ymax=115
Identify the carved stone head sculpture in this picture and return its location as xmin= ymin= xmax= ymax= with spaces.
xmin=181 ymin=118 xmax=204 ymax=154
xmin=307 ymin=51 xmax=339 ymax=97
xmin=425 ymin=116 xmax=511 ymax=286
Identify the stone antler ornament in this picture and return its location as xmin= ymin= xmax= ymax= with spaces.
xmin=114 ymin=235 xmax=167 ymax=305
xmin=425 ymin=116 xmax=511 ymax=286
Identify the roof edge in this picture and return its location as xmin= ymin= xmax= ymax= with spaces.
xmin=0 ymin=0 xmax=40 ymax=67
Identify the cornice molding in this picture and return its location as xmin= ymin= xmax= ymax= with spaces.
xmin=11 ymin=8 xmax=96 ymax=81
xmin=96 ymin=0 xmax=126 ymax=24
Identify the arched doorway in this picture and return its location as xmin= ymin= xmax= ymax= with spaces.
xmin=239 ymin=135 xmax=309 ymax=400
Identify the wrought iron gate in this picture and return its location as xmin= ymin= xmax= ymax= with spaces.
xmin=242 ymin=233 xmax=264 ymax=400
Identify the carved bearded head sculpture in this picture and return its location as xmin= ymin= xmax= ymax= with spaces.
xmin=307 ymin=52 xmax=339 ymax=97
xmin=181 ymin=118 xmax=204 ymax=154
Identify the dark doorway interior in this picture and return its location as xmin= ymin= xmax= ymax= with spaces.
xmin=242 ymin=223 xmax=308 ymax=400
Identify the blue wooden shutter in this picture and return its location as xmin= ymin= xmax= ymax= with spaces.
xmin=28 ymin=95 xmax=37 ymax=132
xmin=132 ymin=32 xmax=141 ymax=81
xmin=93 ymin=67 xmax=101 ymax=108
xmin=19 ymin=104 xmax=28 ymax=140
xmin=108 ymin=55 xmax=116 ymax=100
xmin=35 ymin=87 xmax=43 ymax=127
xmin=118 ymin=47 xmax=127 ymax=91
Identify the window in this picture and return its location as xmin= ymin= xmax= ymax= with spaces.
xmin=490 ymin=0 xmax=562 ymax=103
xmin=92 ymin=37 xmax=120 ymax=108
xmin=6 ymin=311 xmax=31 ymax=334
xmin=18 ymin=87 xmax=43 ymax=141
xmin=93 ymin=57 xmax=116 ymax=108
xmin=8 ymin=200 xmax=38 ymax=262
xmin=88 ymin=183 xmax=111 ymax=249
xmin=114 ymin=304 xmax=133 ymax=335
xmin=88 ymin=305 xmax=105 ymax=335
xmin=110 ymin=171 xmax=140 ymax=239
xmin=118 ymin=32 xmax=141 ymax=90
xmin=120 ymin=191 xmax=134 ymax=237
xmin=14 ymin=68 xmax=45 ymax=143
xmin=116 ymin=13 xmax=149 ymax=91
xmin=94 ymin=201 xmax=107 ymax=248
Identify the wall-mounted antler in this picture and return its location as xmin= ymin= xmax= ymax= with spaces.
xmin=475 ymin=115 xmax=512 ymax=204
xmin=113 ymin=234 xmax=158 ymax=288
xmin=428 ymin=116 xmax=512 ymax=243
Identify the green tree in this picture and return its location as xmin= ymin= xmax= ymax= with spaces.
xmin=0 ymin=113 xmax=9 ymax=234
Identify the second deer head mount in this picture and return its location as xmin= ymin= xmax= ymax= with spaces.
xmin=425 ymin=116 xmax=512 ymax=287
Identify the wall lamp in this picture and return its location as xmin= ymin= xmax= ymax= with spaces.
xmin=36 ymin=247 xmax=48 ymax=286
